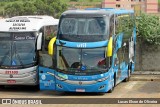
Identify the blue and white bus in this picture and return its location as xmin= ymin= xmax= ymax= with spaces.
xmin=0 ymin=16 xmax=59 ymax=87
xmin=39 ymin=8 xmax=136 ymax=93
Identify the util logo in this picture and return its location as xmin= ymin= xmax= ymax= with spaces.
xmin=77 ymin=43 xmax=87 ymax=48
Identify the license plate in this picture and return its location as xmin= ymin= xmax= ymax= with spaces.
xmin=7 ymin=80 xmax=16 ymax=84
xmin=76 ymin=89 xmax=85 ymax=92
xmin=44 ymin=82 xmax=51 ymax=86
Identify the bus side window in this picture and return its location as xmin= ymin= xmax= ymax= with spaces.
xmin=44 ymin=25 xmax=57 ymax=51
xmin=115 ymin=15 xmax=120 ymax=35
xmin=39 ymin=51 xmax=53 ymax=68
xmin=123 ymin=14 xmax=133 ymax=40
xmin=116 ymin=14 xmax=132 ymax=37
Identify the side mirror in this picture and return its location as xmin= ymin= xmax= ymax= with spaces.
xmin=48 ymin=37 xmax=56 ymax=56
xmin=37 ymin=33 xmax=42 ymax=50
xmin=107 ymin=37 xmax=113 ymax=57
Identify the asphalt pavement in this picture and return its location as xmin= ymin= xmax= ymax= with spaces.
xmin=0 ymin=72 xmax=160 ymax=107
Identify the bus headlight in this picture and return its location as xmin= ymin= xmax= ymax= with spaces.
xmin=99 ymin=85 xmax=106 ymax=90
xmin=97 ymin=76 xmax=109 ymax=82
xmin=47 ymin=72 xmax=54 ymax=76
xmin=55 ymin=75 xmax=67 ymax=81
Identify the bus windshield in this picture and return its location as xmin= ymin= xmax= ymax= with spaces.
xmin=57 ymin=46 xmax=109 ymax=75
xmin=0 ymin=32 xmax=36 ymax=68
xmin=58 ymin=17 xmax=108 ymax=42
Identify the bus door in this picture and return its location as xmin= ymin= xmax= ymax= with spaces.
xmin=114 ymin=33 xmax=129 ymax=83
xmin=39 ymin=54 xmax=56 ymax=90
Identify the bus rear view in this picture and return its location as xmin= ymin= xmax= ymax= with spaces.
xmin=0 ymin=16 xmax=59 ymax=86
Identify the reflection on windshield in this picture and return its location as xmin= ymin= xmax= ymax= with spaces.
xmin=0 ymin=32 xmax=36 ymax=67
xmin=0 ymin=41 xmax=11 ymax=66
xmin=57 ymin=46 xmax=108 ymax=74
xmin=59 ymin=17 xmax=108 ymax=42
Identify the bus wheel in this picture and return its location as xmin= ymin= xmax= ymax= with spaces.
xmin=108 ymin=74 xmax=116 ymax=93
xmin=98 ymin=92 xmax=105 ymax=95
xmin=33 ymin=85 xmax=40 ymax=91
xmin=0 ymin=85 xmax=5 ymax=89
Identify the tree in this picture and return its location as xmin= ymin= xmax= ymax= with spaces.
xmin=34 ymin=0 xmax=67 ymax=18
xmin=4 ymin=0 xmax=68 ymax=18
xmin=5 ymin=3 xmax=24 ymax=17
xmin=23 ymin=2 xmax=37 ymax=15
xmin=136 ymin=14 xmax=160 ymax=45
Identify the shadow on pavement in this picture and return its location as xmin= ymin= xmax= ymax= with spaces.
xmin=0 ymin=85 xmax=106 ymax=96
xmin=0 ymin=85 xmax=39 ymax=92
xmin=54 ymin=91 xmax=106 ymax=96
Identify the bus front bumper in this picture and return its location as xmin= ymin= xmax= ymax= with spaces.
xmin=0 ymin=73 xmax=38 ymax=85
xmin=55 ymin=79 xmax=113 ymax=93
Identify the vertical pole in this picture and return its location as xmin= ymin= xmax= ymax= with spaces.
xmin=139 ymin=38 xmax=143 ymax=71
xmin=114 ymin=13 xmax=116 ymax=36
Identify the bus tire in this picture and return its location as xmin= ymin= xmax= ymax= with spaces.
xmin=98 ymin=92 xmax=105 ymax=95
xmin=34 ymin=85 xmax=40 ymax=91
xmin=0 ymin=85 xmax=5 ymax=89
xmin=108 ymin=73 xmax=116 ymax=93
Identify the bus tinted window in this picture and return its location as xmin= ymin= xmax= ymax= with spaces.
xmin=44 ymin=25 xmax=58 ymax=50
xmin=61 ymin=18 xmax=76 ymax=35
xmin=57 ymin=46 xmax=109 ymax=75
xmin=58 ymin=17 xmax=108 ymax=42
xmin=116 ymin=14 xmax=134 ymax=38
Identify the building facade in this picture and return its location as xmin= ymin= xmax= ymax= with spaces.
xmin=102 ymin=0 xmax=158 ymax=13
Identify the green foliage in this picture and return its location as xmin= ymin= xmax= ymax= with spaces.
xmin=136 ymin=14 xmax=160 ymax=45
xmin=0 ymin=0 xmax=102 ymax=17
xmin=3 ymin=0 xmax=68 ymax=18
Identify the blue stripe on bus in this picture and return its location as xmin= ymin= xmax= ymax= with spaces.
xmin=56 ymin=40 xmax=108 ymax=48
xmin=54 ymin=70 xmax=112 ymax=81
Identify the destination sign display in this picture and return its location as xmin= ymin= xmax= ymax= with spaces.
xmin=13 ymin=34 xmax=35 ymax=41
xmin=6 ymin=18 xmax=30 ymax=31
xmin=6 ymin=18 xmax=30 ymax=22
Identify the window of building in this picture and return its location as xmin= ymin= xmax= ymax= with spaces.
xmin=131 ymin=4 xmax=134 ymax=8
xmin=116 ymin=4 xmax=121 ymax=8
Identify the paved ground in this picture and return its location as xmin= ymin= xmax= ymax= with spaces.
xmin=0 ymin=75 xmax=160 ymax=107
xmin=131 ymin=74 xmax=160 ymax=81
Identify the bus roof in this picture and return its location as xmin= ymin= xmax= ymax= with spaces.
xmin=62 ymin=9 xmax=114 ymax=17
xmin=62 ymin=8 xmax=134 ymax=17
xmin=102 ymin=8 xmax=134 ymax=14
xmin=0 ymin=15 xmax=59 ymax=32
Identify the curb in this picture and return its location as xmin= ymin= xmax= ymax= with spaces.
xmin=130 ymin=74 xmax=160 ymax=81
xmin=133 ymin=71 xmax=160 ymax=75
